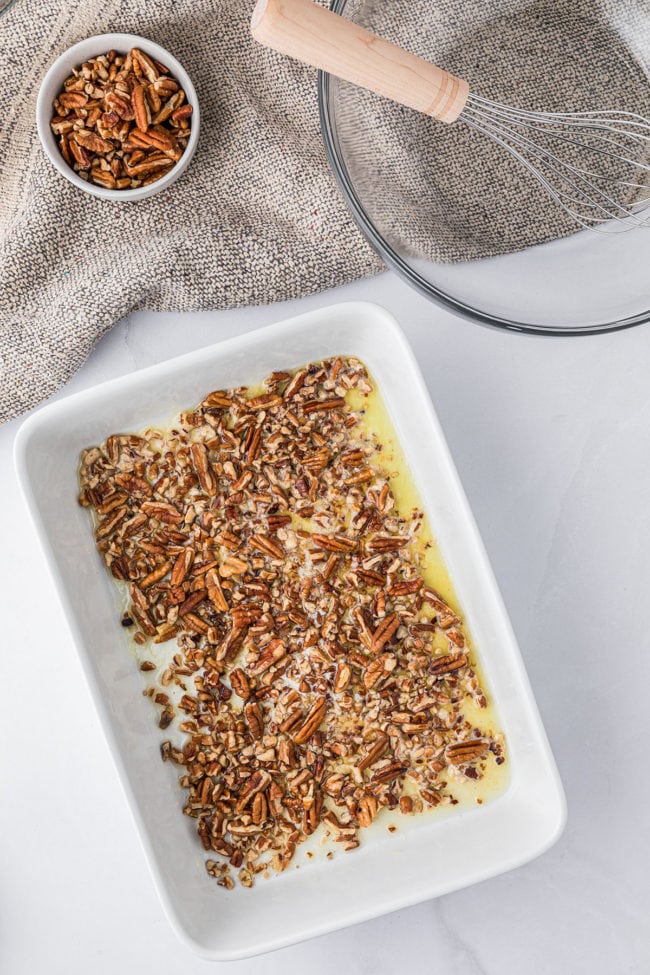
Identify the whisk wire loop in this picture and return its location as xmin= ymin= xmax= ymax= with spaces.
xmin=461 ymin=93 xmax=650 ymax=232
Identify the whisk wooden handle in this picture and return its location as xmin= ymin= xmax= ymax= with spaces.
xmin=251 ymin=0 xmax=469 ymax=123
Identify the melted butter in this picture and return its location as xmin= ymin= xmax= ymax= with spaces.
xmin=346 ymin=380 xmax=509 ymax=811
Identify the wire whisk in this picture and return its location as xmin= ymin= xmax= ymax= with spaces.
xmin=252 ymin=0 xmax=650 ymax=233
xmin=463 ymin=95 xmax=650 ymax=232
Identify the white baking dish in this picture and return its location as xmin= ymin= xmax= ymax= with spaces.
xmin=14 ymin=302 xmax=565 ymax=960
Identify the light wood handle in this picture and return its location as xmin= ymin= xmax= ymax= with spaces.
xmin=251 ymin=0 xmax=469 ymax=123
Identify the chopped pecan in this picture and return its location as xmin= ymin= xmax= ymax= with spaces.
xmin=206 ymin=567 xmax=228 ymax=610
xmin=363 ymin=654 xmax=394 ymax=689
xmin=344 ymin=467 xmax=375 ymax=486
xmin=422 ymin=587 xmax=460 ymax=628
xmin=333 ymin=662 xmax=351 ymax=693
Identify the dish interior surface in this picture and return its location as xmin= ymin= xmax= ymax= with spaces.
xmin=15 ymin=302 xmax=565 ymax=958
xmin=319 ymin=0 xmax=650 ymax=333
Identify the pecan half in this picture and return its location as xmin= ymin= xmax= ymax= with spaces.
xmin=357 ymin=734 xmax=389 ymax=772
xmin=131 ymin=82 xmax=151 ymax=131
xmin=429 ymin=652 xmax=468 ymax=676
xmin=445 ymin=739 xmax=489 ymax=765
xmin=190 ymin=443 xmax=217 ymax=495
xmin=371 ymin=761 xmax=406 ymax=784
xmin=230 ymin=668 xmax=251 ymax=700
xmin=171 ymin=547 xmax=194 ymax=586
xmin=303 ymin=398 xmax=345 ymax=414
xmin=293 ymin=697 xmax=327 ymax=744
xmin=132 ymin=47 xmax=160 ymax=83
xmin=311 ymin=533 xmax=357 ymax=553
xmin=244 ymin=701 xmax=264 ymax=740
xmin=73 ymin=128 xmax=113 ymax=154
xmin=249 ymin=534 xmax=284 ymax=560
xmin=369 ymin=613 xmax=400 ymax=653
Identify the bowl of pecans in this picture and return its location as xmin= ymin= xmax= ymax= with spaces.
xmin=36 ymin=33 xmax=199 ymax=200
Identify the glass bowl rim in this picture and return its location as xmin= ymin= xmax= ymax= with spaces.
xmin=317 ymin=0 xmax=650 ymax=336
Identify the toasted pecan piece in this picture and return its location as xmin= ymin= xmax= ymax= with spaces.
xmin=131 ymin=82 xmax=151 ymax=131
xmin=132 ymin=47 xmax=160 ymax=83
xmin=293 ymin=697 xmax=327 ymax=744
xmin=429 ymin=651 xmax=468 ymax=676
xmin=73 ymin=129 xmax=113 ymax=154
xmin=58 ymin=91 xmax=88 ymax=109
xmin=90 ymin=169 xmax=117 ymax=189
xmin=69 ymin=138 xmax=92 ymax=168
xmin=105 ymin=90 xmax=134 ymax=120
xmin=445 ymin=739 xmax=489 ymax=765
xmin=171 ymin=103 xmax=193 ymax=122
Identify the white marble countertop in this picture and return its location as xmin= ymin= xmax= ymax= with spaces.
xmin=1 ymin=272 xmax=649 ymax=974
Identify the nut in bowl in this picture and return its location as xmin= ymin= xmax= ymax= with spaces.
xmin=36 ymin=33 xmax=200 ymax=201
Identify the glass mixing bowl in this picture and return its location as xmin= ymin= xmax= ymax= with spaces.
xmin=319 ymin=0 xmax=650 ymax=333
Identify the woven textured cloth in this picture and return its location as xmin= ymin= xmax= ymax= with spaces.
xmin=1 ymin=0 xmax=649 ymax=423
xmin=0 ymin=0 xmax=382 ymax=424
xmin=338 ymin=0 xmax=650 ymax=263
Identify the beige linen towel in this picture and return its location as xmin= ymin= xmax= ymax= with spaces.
xmin=0 ymin=0 xmax=382 ymax=424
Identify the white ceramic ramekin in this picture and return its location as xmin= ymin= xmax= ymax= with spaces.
xmin=36 ymin=32 xmax=200 ymax=201
xmin=14 ymin=302 xmax=566 ymax=959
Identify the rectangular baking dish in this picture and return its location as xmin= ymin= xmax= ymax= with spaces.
xmin=14 ymin=301 xmax=565 ymax=960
